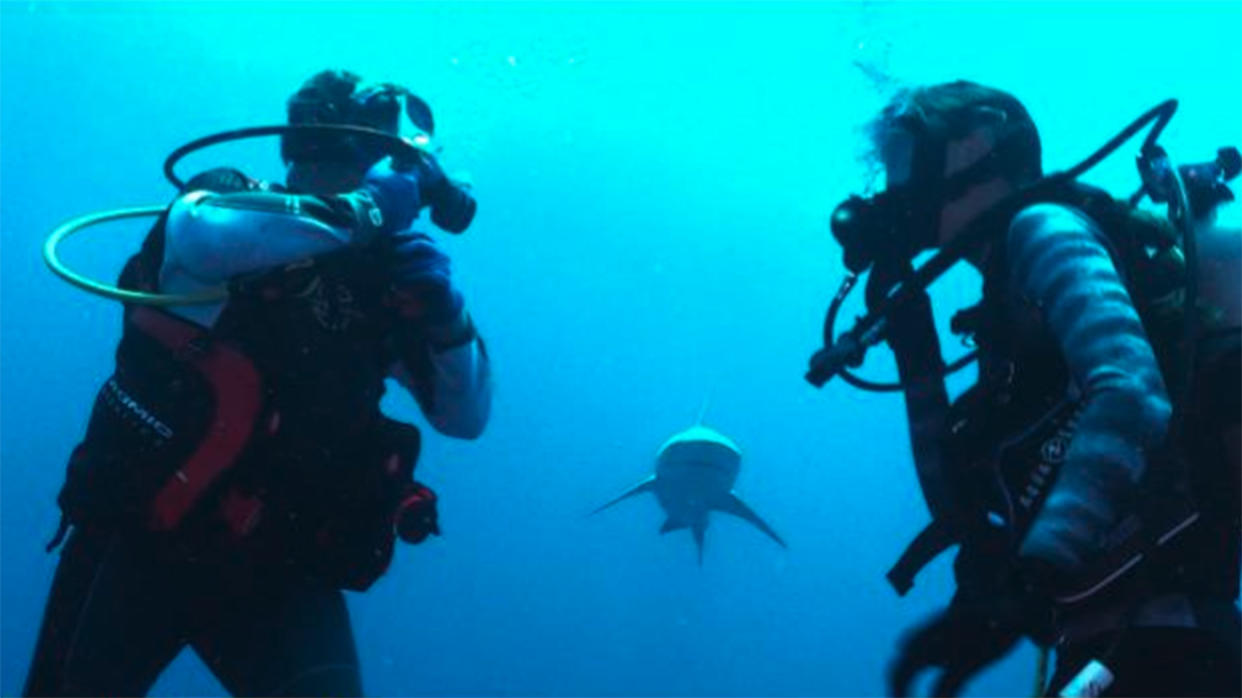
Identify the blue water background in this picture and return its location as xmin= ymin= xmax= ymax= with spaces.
xmin=3 ymin=2 xmax=1239 ymax=695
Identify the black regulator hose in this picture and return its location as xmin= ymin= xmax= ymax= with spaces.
xmin=820 ymin=274 xmax=976 ymax=392
xmin=164 ymin=123 xmax=427 ymax=190
xmin=1063 ymin=99 xmax=1178 ymax=181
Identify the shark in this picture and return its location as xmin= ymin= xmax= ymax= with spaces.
xmin=591 ymin=420 xmax=786 ymax=563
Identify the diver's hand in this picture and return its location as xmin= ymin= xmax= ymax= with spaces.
xmin=397 ymin=149 xmax=450 ymax=200
xmin=890 ymin=557 xmax=1057 ymax=698
xmin=384 ymin=233 xmax=470 ymax=345
xmin=363 ymin=157 xmax=423 ymax=235
xmin=405 ymin=151 xmax=477 ymax=234
xmin=888 ymin=596 xmax=1025 ymax=697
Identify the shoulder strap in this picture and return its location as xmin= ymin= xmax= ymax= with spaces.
xmin=887 ymin=519 xmax=957 ymax=595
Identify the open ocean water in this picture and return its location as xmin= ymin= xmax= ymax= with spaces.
xmin=2 ymin=2 xmax=1239 ymax=695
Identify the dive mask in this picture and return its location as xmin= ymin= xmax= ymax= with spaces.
xmin=349 ymin=82 xmax=435 ymax=148
xmin=833 ymin=107 xmax=1033 ymax=274
xmin=832 ymin=121 xmax=948 ymax=274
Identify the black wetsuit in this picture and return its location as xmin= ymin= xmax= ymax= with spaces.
xmin=24 ymin=170 xmax=489 ymax=697
xmin=25 ymin=528 xmax=361 ymax=696
xmin=891 ymin=192 xmax=1240 ymax=696
xmin=995 ymin=203 xmax=1241 ymax=697
xmin=1044 ymin=326 xmax=1242 ymax=697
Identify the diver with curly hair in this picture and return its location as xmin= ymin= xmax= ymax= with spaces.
xmin=823 ymin=81 xmax=1239 ymax=696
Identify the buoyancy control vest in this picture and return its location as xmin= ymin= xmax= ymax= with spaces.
xmin=53 ymin=168 xmax=435 ymax=590
xmin=889 ymin=181 xmax=1241 ymax=605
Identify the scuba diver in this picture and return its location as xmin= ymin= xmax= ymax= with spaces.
xmin=812 ymin=81 xmax=1240 ymax=696
xmin=24 ymin=69 xmax=490 ymax=697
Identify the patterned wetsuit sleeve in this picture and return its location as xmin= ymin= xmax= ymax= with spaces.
xmin=1007 ymin=203 xmax=1173 ymax=573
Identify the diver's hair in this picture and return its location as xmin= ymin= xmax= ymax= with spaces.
xmin=280 ymin=69 xmax=400 ymax=168
xmin=865 ymin=80 xmax=1042 ymax=186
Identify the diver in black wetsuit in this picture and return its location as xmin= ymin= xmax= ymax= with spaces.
xmin=24 ymin=69 xmax=491 ymax=697
xmin=825 ymin=81 xmax=1239 ymax=696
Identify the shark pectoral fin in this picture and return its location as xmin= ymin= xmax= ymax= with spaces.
xmin=716 ymin=492 xmax=787 ymax=548
xmin=589 ymin=477 xmax=657 ymax=516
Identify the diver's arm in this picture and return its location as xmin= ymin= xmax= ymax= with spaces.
xmin=160 ymin=162 xmax=422 ymax=326
xmin=162 ymin=188 xmax=391 ymax=284
xmin=381 ymin=234 xmax=491 ymax=439
xmin=1007 ymin=203 xmax=1173 ymax=575
xmin=390 ymin=310 xmax=492 ymax=440
xmin=159 ymin=187 xmax=395 ymax=326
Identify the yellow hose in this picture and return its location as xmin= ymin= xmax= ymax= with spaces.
xmin=43 ymin=206 xmax=227 ymax=306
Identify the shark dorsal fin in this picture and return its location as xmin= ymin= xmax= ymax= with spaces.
xmin=694 ymin=390 xmax=713 ymax=426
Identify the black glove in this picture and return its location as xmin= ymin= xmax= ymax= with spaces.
xmin=363 ymin=157 xmax=423 ymax=236
xmin=890 ymin=548 xmax=1058 ymax=697
xmin=382 ymin=233 xmax=474 ymax=350
xmin=383 ymin=233 xmax=462 ymax=324
xmin=889 ymin=594 xmax=1026 ymax=697
xmin=397 ymin=150 xmax=476 ymax=233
